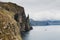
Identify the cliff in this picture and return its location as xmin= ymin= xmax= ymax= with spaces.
xmin=0 ymin=2 xmax=32 ymax=31
xmin=0 ymin=2 xmax=32 ymax=40
xmin=0 ymin=8 xmax=22 ymax=40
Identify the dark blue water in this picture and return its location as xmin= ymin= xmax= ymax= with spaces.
xmin=22 ymin=26 xmax=60 ymax=40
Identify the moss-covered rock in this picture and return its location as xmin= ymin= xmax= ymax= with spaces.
xmin=0 ymin=8 xmax=22 ymax=40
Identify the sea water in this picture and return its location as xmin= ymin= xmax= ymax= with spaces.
xmin=22 ymin=25 xmax=60 ymax=40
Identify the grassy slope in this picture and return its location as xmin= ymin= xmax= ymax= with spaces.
xmin=0 ymin=8 xmax=22 ymax=40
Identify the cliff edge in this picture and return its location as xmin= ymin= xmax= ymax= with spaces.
xmin=0 ymin=2 xmax=32 ymax=31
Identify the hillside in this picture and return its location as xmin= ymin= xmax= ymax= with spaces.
xmin=0 ymin=8 xmax=22 ymax=40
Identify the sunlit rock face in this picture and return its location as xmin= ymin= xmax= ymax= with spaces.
xmin=0 ymin=2 xmax=32 ymax=32
xmin=0 ymin=8 xmax=22 ymax=40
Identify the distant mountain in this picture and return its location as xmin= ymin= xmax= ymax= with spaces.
xmin=30 ymin=19 xmax=60 ymax=26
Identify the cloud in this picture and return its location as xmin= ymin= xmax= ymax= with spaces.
xmin=0 ymin=0 xmax=60 ymax=20
xmin=30 ymin=10 xmax=60 ymax=20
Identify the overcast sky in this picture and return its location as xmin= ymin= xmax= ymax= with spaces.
xmin=0 ymin=0 xmax=60 ymax=20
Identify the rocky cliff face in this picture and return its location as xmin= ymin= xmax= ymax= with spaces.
xmin=0 ymin=2 xmax=32 ymax=31
xmin=0 ymin=2 xmax=32 ymax=40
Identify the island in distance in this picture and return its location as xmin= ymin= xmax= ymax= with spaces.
xmin=30 ymin=19 xmax=60 ymax=26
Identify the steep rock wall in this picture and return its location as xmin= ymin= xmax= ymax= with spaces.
xmin=0 ymin=2 xmax=32 ymax=31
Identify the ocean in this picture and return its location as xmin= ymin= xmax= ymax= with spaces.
xmin=22 ymin=25 xmax=60 ymax=40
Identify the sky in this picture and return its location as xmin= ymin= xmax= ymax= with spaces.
xmin=0 ymin=0 xmax=60 ymax=20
